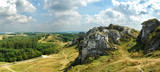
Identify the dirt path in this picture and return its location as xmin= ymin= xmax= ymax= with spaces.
xmin=117 ymin=40 xmax=160 ymax=71
xmin=58 ymin=49 xmax=70 ymax=71
xmin=62 ymin=50 xmax=69 ymax=63
xmin=92 ymin=39 xmax=160 ymax=71
xmin=0 ymin=55 xmax=54 ymax=72
xmin=4 ymin=66 xmax=16 ymax=72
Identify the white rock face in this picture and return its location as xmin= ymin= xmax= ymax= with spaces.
xmin=138 ymin=19 xmax=160 ymax=52
xmin=75 ymin=24 xmax=138 ymax=63
xmin=78 ymin=33 xmax=109 ymax=63
xmin=138 ymin=19 xmax=160 ymax=43
xmin=71 ymin=39 xmax=76 ymax=46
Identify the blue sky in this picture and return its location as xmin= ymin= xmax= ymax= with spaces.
xmin=0 ymin=0 xmax=160 ymax=32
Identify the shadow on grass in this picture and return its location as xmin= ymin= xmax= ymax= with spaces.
xmin=128 ymin=41 xmax=144 ymax=53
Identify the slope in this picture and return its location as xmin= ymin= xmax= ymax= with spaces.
xmin=68 ymin=39 xmax=160 ymax=72
xmin=0 ymin=45 xmax=78 ymax=72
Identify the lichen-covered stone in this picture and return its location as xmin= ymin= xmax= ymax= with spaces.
xmin=78 ymin=33 xmax=109 ymax=63
xmin=138 ymin=19 xmax=160 ymax=43
xmin=137 ymin=18 xmax=160 ymax=52
xmin=74 ymin=24 xmax=138 ymax=64
xmin=70 ymin=39 xmax=77 ymax=46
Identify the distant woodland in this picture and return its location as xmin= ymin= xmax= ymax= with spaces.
xmin=0 ymin=32 xmax=81 ymax=62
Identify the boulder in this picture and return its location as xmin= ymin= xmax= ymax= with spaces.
xmin=138 ymin=19 xmax=160 ymax=43
xmin=74 ymin=24 xmax=138 ymax=64
xmin=70 ymin=39 xmax=77 ymax=46
xmin=107 ymin=30 xmax=121 ymax=44
xmin=77 ymin=33 xmax=110 ymax=63
xmin=86 ymin=27 xmax=99 ymax=35
xmin=137 ymin=18 xmax=160 ymax=52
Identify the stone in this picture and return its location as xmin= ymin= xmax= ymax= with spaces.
xmin=77 ymin=33 xmax=110 ymax=63
xmin=107 ymin=30 xmax=121 ymax=44
xmin=137 ymin=18 xmax=160 ymax=52
xmin=127 ymin=44 xmax=131 ymax=47
xmin=86 ymin=27 xmax=99 ymax=35
xmin=138 ymin=19 xmax=160 ymax=43
xmin=70 ymin=39 xmax=77 ymax=46
xmin=74 ymin=24 xmax=138 ymax=64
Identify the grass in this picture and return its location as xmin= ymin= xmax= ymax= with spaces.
xmin=1 ymin=45 xmax=78 ymax=72
xmin=68 ymin=50 xmax=121 ymax=72
xmin=142 ymin=18 xmax=158 ymax=25
xmin=0 ymin=62 xmax=8 ymax=65
xmin=67 ymin=38 xmax=160 ymax=72
xmin=0 ymin=35 xmax=3 ymax=40
xmin=0 ymin=35 xmax=78 ymax=72
xmin=141 ymin=61 xmax=160 ymax=72
xmin=1 ymin=34 xmax=160 ymax=72
xmin=0 ymin=67 xmax=11 ymax=72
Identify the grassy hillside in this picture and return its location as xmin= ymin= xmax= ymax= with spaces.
xmin=67 ymin=39 xmax=160 ymax=72
xmin=0 ymin=45 xmax=78 ymax=72
xmin=0 ymin=38 xmax=160 ymax=72
xmin=0 ymin=32 xmax=160 ymax=72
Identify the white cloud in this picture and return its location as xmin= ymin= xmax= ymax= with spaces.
xmin=44 ymin=0 xmax=100 ymax=31
xmin=87 ymin=0 xmax=100 ymax=3
xmin=16 ymin=0 xmax=36 ymax=13
xmin=83 ymin=0 xmax=160 ymax=30
xmin=0 ymin=0 xmax=36 ymax=26
xmin=6 ymin=15 xmax=35 ymax=23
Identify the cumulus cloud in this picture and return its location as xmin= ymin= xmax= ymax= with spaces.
xmin=0 ymin=0 xmax=36 ymax=32
xmin=83 ymin=0 xmax=160 ymax=30
xmin=44 ymin=0 xmax=160 ymax=31
xmin=44 ymin=0 xmax=100 ymax=31
xmin=16 ymin=0 xmax=36 ymax=13
xmin=2 ymin=0 xmax=159 ymax=32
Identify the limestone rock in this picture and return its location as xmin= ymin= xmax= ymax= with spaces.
xmin=137 ymin=18 xmax=160 ymax=52
xmin=106 ymin=29 xmax=121 ymax=44
xmin=70 ymin=39 xmax=77 ymax=46
xmin=74 ymin=24 xmax=138 ymax=64
xmin=78 ymin=33 xmax=110 ymax=63
xmin=138 ymin=19 xmax=160 ymax=43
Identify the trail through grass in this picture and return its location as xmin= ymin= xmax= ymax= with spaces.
xmin=0 ymin=45 xmax=78 ymax=72
xmin=0 ymin=36 xmax=78 ymax=72
xmin=1 ymin=36 xmax=160 ymax=72
xmin=68 ymin=39 xmax=160 ymax=72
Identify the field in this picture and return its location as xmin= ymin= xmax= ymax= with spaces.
xmin=0 ymin=34 xmax=28 ymax=40
xmin=0 ymin=45 xmax=78 ymax=72
xmin=67 ymin=39 xmax=160 ymax=72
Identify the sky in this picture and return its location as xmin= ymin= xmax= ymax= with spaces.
xmin=0 ymin=0 xmax=160 ymax=32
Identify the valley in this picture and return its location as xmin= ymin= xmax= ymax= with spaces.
xmin=0 ymin=19 xmax=160 ymax=72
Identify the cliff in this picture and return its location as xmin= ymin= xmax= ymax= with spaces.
xmin=137 ymin=18 xmax=160 ymax=53
xmin=74 ymin=24 xmax=139 ymax=64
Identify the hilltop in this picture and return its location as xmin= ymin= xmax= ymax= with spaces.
xmin=67 ymin=18 xmax=160 ymax=72
xmin=0 ymin=19 xmax=160 ymax=72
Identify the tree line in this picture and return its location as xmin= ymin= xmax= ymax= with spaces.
xmin=0 ymin=35 xmax=59 ymax=62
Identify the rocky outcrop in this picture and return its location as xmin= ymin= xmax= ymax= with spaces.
xmin=138 ymin=19 xmax=160 ymax=43
xmin=70 ymin=39 xmax=77 ymax=46
xmin=78 ymin=33 xmax=110 ymax=63
xmin=74 ymin=24 xmax=138 ymax=64
xmin=70 ymin=32 xmax=86 ymax=46
xmin=103 ymin=29 xmax=120 ymax=44
xmin=137 ymin=19 xmax=160 ymax=52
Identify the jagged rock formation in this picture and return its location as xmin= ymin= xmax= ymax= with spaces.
xmin=78 ymin=33 xmax=110 ymax=63
xmin=70 ymin=32 xmax=86 ymax=46
xmin=70 ymin=39 xmax=77 ymax=46
xmin=137 ymin=19 xmax=160 ymax=52
xmin=138 ymin=19 xmax=160 ymax=43
xmin=75 ymin=24 xmax=139 ymax=64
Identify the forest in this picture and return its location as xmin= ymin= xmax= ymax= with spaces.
xmin=0 ymin=32 xmax=80 ymax=62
